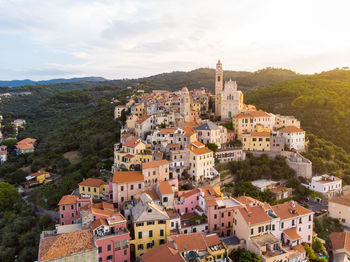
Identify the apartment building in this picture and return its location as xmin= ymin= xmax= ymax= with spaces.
xmin=242 ymin=132 xmax=271 ymax=152
xmin=188 ymin=141 xmax=214 ymax=182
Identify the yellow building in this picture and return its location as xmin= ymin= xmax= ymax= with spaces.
xmin=232 ymin=110 xmax=272 ymax=139
xmin=131 ymin=193 xmax=171 ymax=258
xmin=78 ymin=178 xmax=109 ymax=200
xmin=132 ymin=102 xmax=146 ymax=117
xmin=192 ymin=102 xmax=201 ymax=113
xmin=114 ymin=137 xmax=153 ymax=170
xmin=242 ymin=132 xmax=271 ymax=152
xmin=28 ymin=170 xmax=51 ymax=184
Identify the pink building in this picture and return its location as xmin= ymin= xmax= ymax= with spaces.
xmin=92 ymin=213 xmax=130 ymax=262
xmin=58 ymin=195 xmax=91 ymax=225
xmin=111 ymin=171 xmax=145 ymax=209
xmin=206 ymin=197 xmax=241 ymax=237
xmin=174 ymin=189 xmax=200 ymax=215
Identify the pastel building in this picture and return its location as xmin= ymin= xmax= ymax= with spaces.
xmin=174 ymin=189 xmax=201 ymax=215
xmin=242 ymin=132 xmax=271 ymax=152
xmin=188 ymin=141 xmax=214 ymax=182
xmin=271 ymin=201 xmax=314 ymax=246
xmin=206 ymin=197 xmax=241 ymax=237
xmin=92 ymin=214 xmax=130 ymax=262
xmin=111 ymin=171 xmax=145 ymax=209
xmin=58 ymin=195 xmax=91 ymax=225
xmin=329 ymin=194 xmax=350 ymax=227
xmin=130 ymin=193 xmax=171 ymax=258
xmin=142 ymin=160 xmax=170 ymax=188
xmin=79 ymin=178 xmax=109 ymax=200
xmin=279 ymin=125 xmax=305 ymax=152
xmin=306 ymin=174 xmax=342 ymax=199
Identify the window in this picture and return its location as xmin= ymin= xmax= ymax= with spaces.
xmin=121 ymin=197 xmax=124 ymax=202
xmin=99 ymin=258 xmax=102 ymax=262
xmin=214 ymin=214 xmax=217 ymax=219
xmin=121 ymin=186 xmax=124 ymax=192
xmin=107 ymin=255 xmax=113 ymax=260
xmin=251 ymin=228 xmax=254 ymax=235
xmin=228 ymin=212 xmax=231 ymax=217
xmin=71 ymin=213 xmax=74 ymax=218
xmin=149 ymin=230 xmax=153 ymax=237
xmin=160 ymin=229 xmax=164 ymax=236
xmin=123 ymin=240 xmax=128 ymax=248
xmin=299 ymin=218 xmax=302 ymax=224
xmin=94 ymin=188 xmax=96 ymax=193
xmin=138 ymin=244 xmax=144 ymax=250
xmin=221 ymin=213 xmax=224 ymax=218
xmin=115 ymin=241 xmax=121 ymax=250
xmin=272 ymin=224 xmax=275 ymax=231
xmin=171 ymin=222 xmax=174 ymax=227
xmin=281 ymin=222 xmax=284 ymax=229
xmin=98 ymin=247 xmax=102 ymax=253
xmin=61 ymin=214 xmax=64 ymax=218
xmin=131 ymin=185 xmax=134 ymax=190
xmin=62 ymin=206 xmax=65 ymax=211
xmin=138 ymin=232 xmax=142 ymax=239
xmin=158 ymin=220 xmax=165 ymax=224
xmin=163 ymin=197 xmax=168 ymax=202
xmin=138 ymin=183 xmax=142 ymax=189
xmin=88 ymin=187 xmax=91 ymax=192
xmin=136 ymin=222 xmax=144 ymax=227
xmin=309 ymin=215 xmax=312 ymax=222
xmin=147 ymin=243 xmax=153 ymax=249
xmin=147 ymin=221 xmax=154 ymax=225
xmin=124 ymin=250 xmax=127 ymax=255
xmin=107 ymin=245 xmax=111 ymax=251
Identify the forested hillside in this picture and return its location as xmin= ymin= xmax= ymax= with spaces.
xmin=246 ymin=69 xmax=350 ymax=152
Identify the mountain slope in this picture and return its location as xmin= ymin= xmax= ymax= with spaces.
xmin=245 ymin=69 xmax=350 ymax=152
xmin=0 ymin=77 xmax=106 ymax=87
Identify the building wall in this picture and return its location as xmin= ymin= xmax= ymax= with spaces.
xmin=142 ymin=164 xmax=169 ymax=188
xmin=189 ymin=151 xmax=214 ymax=182
xmin=112 ymin=181 xmax=145 ymax=207
xmin=174 ymin=190 xmax=200 ymax=215
xmin=132 ymin=220 xmax=170 ymax=258
xmin=242 ymin=134 xmax=271 ymax=152
xmin=329 ymin=201 xmax=350 ymax=227
xmin=280 ymin=131 xmax=305 ymax=151
xmin=96 ymin=233 xmax=130 ymax=262
xmin=59 ymin=204 xmax=79 ymax=225
xmin=208 ymin=205 xmax=236 ymax=237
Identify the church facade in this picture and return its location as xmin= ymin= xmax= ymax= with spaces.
xmin=215 ymin=60 xmax=243 ymax=121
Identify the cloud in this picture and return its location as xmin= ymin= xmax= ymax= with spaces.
xmin=0 ymin=0 xmax=350 ymax=80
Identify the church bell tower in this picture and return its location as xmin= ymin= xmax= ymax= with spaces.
xmin=215 ymin=60 xmax=223 ymax=117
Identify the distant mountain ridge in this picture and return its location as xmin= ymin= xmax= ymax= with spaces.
xmin=0 ymin=77 xmax=106 ymax=87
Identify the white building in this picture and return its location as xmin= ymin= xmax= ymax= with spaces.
xmin=306 ymin=175 xmax=342 ymax=199
xmin=114 ymin=105 xmax=126 ymax=119
xmin=279 ymin=126 xmax=305 ymax=152
xmin=188 ymin=141 xmax=214 ymax=182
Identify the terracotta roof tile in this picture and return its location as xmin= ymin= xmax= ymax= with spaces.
xmin=239 ymin=205 xmax=272 ymax=225
xmin=283 ymin=228 xmax=302 ymax=241
xmin=112 ymin=171 xmax=144 ymax=183
xmin=272 ymin=201 xmax=312 ymax=220
xmin=140 ymin=242 xmax=183 ymax=262
xmin=279 ymin=125 xmax=304 ymax=133
xmin=58 ymin=195 xmax=78 ymax=206
xmin=123 ymin=137 xmax=142 ymax=148
xmin=142 ymin=159 xmax=169 ymax=169
xmin=39 ymin=229 xmax=95 ymax=261
xmin=79 ymin=178 xmax=107 ymax=187
xmin=159 ymin=181 xmax=173 ymax=195
xmin=330 ymin=232 xmax=350 ymax=252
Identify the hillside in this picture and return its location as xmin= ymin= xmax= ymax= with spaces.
xmin=0 ymin=77 xmax=106 ymax=87
xmin=246 ymin=69 xmax=350 ymax=151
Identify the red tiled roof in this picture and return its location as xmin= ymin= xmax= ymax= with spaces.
xmin=159 ymin=181 xmax=173 ymax=195
xmin=79 ymin=178 xmax=107 ymax=187
xmin=142 ymin=159 xmax=168 ymax=169
xmin=279 ymin=125 xmax=304 ymax=133
xmin=112 ymin=171 xmax=144 ymax=183
xmin=123 ymin=137 xmax=142 ymax=148
xmin=39 ymin=229 xmax=95 ymax=261
xmin=58 ymin=195 xmax=78 ymax=206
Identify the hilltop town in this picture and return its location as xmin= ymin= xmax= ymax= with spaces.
xmin=1 ymin=61 xmax=348 ymax=262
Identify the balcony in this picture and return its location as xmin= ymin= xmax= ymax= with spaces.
xmin=94 ymin=228 xmax=129 ymax=240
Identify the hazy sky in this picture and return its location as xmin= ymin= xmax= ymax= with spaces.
xmin=1 ymin=0 xmax=349 ymax=80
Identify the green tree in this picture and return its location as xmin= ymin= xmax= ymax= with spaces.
xmin=230 ymin=249 xmax=261 ymax=262
xmin=207 ymin=143 xmax=218 ymax=152
xmin=0 ymin=182 xmax=19 ymax=211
